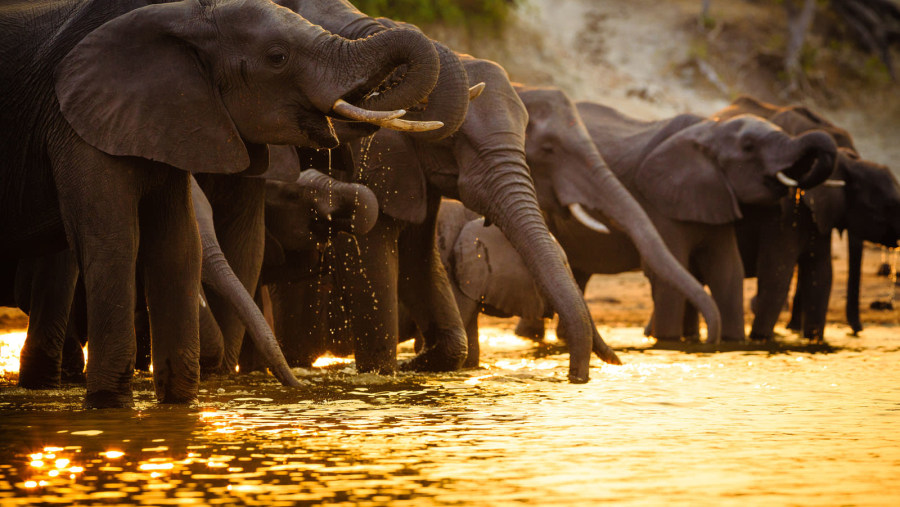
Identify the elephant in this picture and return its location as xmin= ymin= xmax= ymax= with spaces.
xmin=514 ymin=98 xmax=837 ymax=344
xmin=193 ymin=1 xmax=476 ymax=378
xmin=712 ymin=96 xmax=900 ymax=340
xmin=0 ymin=0 xmax=446 ymax=407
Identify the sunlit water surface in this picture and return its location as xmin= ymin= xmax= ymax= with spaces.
xmin=1 ymin=325 xmax=899 ymax=505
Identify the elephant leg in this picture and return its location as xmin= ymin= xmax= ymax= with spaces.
xmin=786 ymin=280 xmax=803 ymax=331
xmin=797 ymin=234 xmax=833 ymax=342
xmin=845 ymin=233 xmax=864 ymax=335
xmin=695 ymin=231 xmax=746 ymax=342
xmin=17 ymin=250 xmax=79 ymax=389
xmin=332 ymin=216 xmax=401 ymax=374
xmin=60 ymin=321 xmax=86 ymax=384
xmin=397 ymin=196 xmax=467 ymax=372
xmin=682 ymin=303 xmax=701 ymax=342
xmin=139 ymin=169 xmax=201 ymax=404
xmin=52 ymin=148 xmax=142 ymax=408
xmin=134 ymin=276 xmax=152 ymax=372
xmin=268 ymin=279 xmax=329 ymax=368
xmin=452 ymin=289 xmax=481 ymax=368
xmin=197 ymin=176 xmax=266 ymax=374
xmin=648 ymin=279 xmax=687 ymax=342
xmin=236 ymin=287 xmax=271 ymax=374
xmin=750 ymin=221 xmax=802 ymax=342
xmin=199 ymin=287 xmax=225 ymax=375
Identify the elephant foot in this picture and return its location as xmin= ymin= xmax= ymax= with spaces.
xmin=400 ymin=327 xmax=467 ymax=372
xmin=748 ymin=331 xmax=773 ymax=342
xmin=84 ymin=390 xmax=134 ymax=409
xmin=17 ymin=372 xmax=61 ymax=390
xmin=876 ymin=262 xmax=892 ymax=277
xmin=514 ymin=318 xmax=546 ymax=343
xmin=786 ymin=319 xmax=802 ymax=332
xmin=18 ymin=350 xmax=62 ymax=390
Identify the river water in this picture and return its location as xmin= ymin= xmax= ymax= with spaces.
xmin=0 ymin=325 xmax=898 ymax=505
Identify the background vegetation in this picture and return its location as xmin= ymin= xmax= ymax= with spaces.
xmin=351 ymin=0 xmax=519 ymax=30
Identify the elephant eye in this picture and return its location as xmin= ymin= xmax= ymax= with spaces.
xmin=541 ymin=143 xmax=555 ymax=155
xmin=267 ymin=50 xmax=288 ymax=67
xmin=741 ymin=140 xmax=755 ymax=153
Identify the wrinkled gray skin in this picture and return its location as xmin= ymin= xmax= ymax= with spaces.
xmin=0 ymin=0 xmax=443 ymax=408
xmin=518 ymin=101 xmax=837 ymax=343
xmin=714 ymin=97 xmax=900 ymax=341
xmin=9 ymin=171 xmax=363 ymax=389
xmin=201 ymin=0 xmax=472 ymax=378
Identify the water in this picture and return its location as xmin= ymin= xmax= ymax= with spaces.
xmin=1 ymin=325 xmax=899 ymax=505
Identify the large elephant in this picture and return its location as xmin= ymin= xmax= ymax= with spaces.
xmin=0 ymin=0 xmax=444 ymax=408
xmin=195 ymin=0 xmax=475 ymax=378
xmin=713 ymin=96 xmax=900 ymax=340
xmin=516 ymin=99 xmax=837 ymax=343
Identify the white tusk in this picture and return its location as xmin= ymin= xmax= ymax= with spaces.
xmin=776 ymin=171 xmax=799 ymax=187
xmin=823 ymin=179 xmax=846 ymax=187
xmin=469 ymin=82 xmax=486 ymax=101
xmin=332 ymin=99 xmax=406 ymax=123
xmin=569 ymin=203 xmax=610 ymax=234
xmin=379 ymin=118 xmax=444 ymax=132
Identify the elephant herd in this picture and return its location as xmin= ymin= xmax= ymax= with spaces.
xmin=1 ymin=0 xmax=897 ymax=409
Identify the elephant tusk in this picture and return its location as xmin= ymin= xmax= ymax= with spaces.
xmin=378 ymin=117 xmax=444 ymax=132
xmin=332 ymin=99 xmax=407 ymax=122
xmin=776 ymin=171 xmax=799 ymax=187
xmin=469 ymin=82 xmax=486 ymax=101
xmin=823 ymin=179 xmax=846 ymax=187
xmin=569 ymin=203 xmax=610 ymax=234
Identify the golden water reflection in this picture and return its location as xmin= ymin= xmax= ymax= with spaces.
xmin=1 ymin=325 xmax=899 ymax=504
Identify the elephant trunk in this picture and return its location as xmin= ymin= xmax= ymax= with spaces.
xmin=295 ymin=169 xmax=380 ymax=236
xmin=789 ymin=130 xmax=838 ymax=189
xmin=570 ymin=155 xmax=723 ymax=343
xmin=401 ymin=41 xmax=471 ymax=141
xmin=191 ymin=180 xmax=300 ymax=387
xmin=469 ymin=165 xmax=599 ymax=382
xmin=310 ymin=28 xmax=440 ymax=118
xmin=292 ymin=2 xmax=471 ymax=140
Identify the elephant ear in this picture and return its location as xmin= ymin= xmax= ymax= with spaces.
xmin=55 ymin=2 xmax=252 ymax=174
xmin=633 ymin=128 xmax=742 ymax=224
xmin=353 ymin=129 xmax=428 ymax=224
xmin=263 ymin=229 xmax=287 ymax=267
xmin=453 ymin=219 xmax=553 ymax=319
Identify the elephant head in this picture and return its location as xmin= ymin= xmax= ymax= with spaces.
xmin=55 ymin=0 xmax=444 ymax=175
xmin=264 ymin=168 xmax=380 ymax=258
xmin=515 ymin=86 xmax=723 ymax=343
xmin=718 ymin=98 xmax=900 ymax=248
xmin=277 ymin=0 xmax=472 ymax=141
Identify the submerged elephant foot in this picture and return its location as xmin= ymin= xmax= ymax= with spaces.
xmin=400 ymin=327 xmax=467 ymax=372
xmin=61 ymin=370 xmax=86 ymax=385
xmin=18 ymin=349 xmax=62 ymax=390
xmin=748 ymin=331 xmax=773 ymax=342
xmin=84 ymin=390 xmax=134 ymax=409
